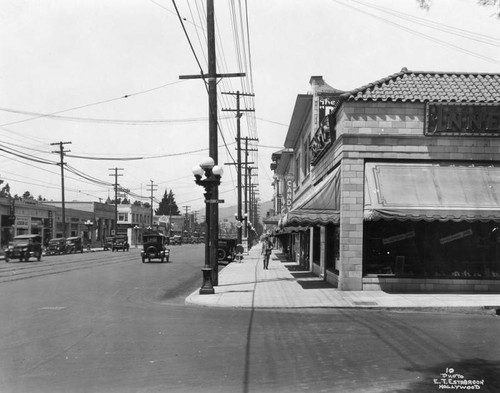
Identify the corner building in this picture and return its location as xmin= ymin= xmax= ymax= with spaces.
xmin=274 ymin=69 xmax=500 ymax=292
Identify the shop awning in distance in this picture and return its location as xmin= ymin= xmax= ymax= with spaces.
xmin=282 ymin=167 xmax=340 ymax=227
xmin=364 ymin=162 xmax=500 ymax=222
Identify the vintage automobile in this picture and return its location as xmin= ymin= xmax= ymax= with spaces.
xmin=112 ymin=235 xmax=130 ymax=252
xmin=169 ymin=235 xmax=182 ymax=245
xmin=217 ymin=237 xmax=238 ymax=263
xmin=46 ymin=237 xmax=67 ymax=255
xmin=5 ymin=234 xmax=43 ymax=262
xmin=66 ymin=236 xmax=84 ymax=253
xmin=103 ymin=236 xmax=115 ymax=251
xmin=141 ymin=233 xmax=170 ymax=263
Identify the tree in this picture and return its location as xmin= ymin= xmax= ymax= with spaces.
xmin=22 ymin=191 xmax=35 ymax=200
xmin=0 ymin=180 xmax=10 ymax=197
xmin=417 ymin=0 xmax=500 ymax=17
xmin=155 ymin=189 xmax=180 ymax=216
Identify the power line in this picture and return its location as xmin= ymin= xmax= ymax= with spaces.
xmin=0 ymin=80 xmax=184 ymax=127
xmin=332 ymin=0 xmax=500 ymax=65
xmin=171 ymin=0 xmax=206 ymax=77
xmin=0 ymin=107 xmax=233 ymax=125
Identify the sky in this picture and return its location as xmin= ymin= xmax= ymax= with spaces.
xmin=1 ymin=0 xmax=499 ymax=216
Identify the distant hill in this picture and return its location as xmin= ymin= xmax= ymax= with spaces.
xmin=195 ymin=199 xmax=274 ymax=225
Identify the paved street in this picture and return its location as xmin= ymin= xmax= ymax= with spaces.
xmin=0 ymin=246 xmax=498 ymax=393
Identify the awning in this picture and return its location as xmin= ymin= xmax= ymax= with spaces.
xmin=364 ymin=163 xmax=500 ymax=222
xmin=283 ymin=167 xmax=340 ymax=227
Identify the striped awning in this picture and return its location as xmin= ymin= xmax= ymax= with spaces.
xmin=282 ymin=167 xmax=340 ymax=227
xmin=364 ymin=162 xmax=500 ymax=222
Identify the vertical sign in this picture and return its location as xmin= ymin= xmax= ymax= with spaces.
xmin=282 ymin=174 xmax=294 ymax=214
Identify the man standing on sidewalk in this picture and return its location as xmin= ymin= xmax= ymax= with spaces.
xmin=261 ymin=235 xmax=273 ymax=270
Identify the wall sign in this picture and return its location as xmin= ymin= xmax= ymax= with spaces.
xmin=281 ymin=174 xmax=294 ymax=214
xmin=426 ymin=103 xmax=500 ymax=136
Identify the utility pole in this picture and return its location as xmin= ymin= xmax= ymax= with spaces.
xmin=242 ymin=137 xmax=258 ymax=240
xmin=147 ymin=180 xmax=157 ymax=229
xmin=179 ymin=0 xmax=245 ymax=287
xmin=51 ymin=141 xmax=71 ymax=238
xmin=183 ymin=205 xmax=191 ymax=235
xmin=222 ymin=91 xmax=255 ymax=245
xmin=108 ymin=168 xmax=123 ymax=236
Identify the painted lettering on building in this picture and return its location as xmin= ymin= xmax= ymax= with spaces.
xmin=281 ymin=174 xmax=294 ymax=214
xmin=426 ymin=103 xmax=500 ymax=136
xmin=15 ymin=215 xmax=30 ymax=228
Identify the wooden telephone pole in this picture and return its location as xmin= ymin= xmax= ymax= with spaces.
xmin=51 ymin=141 xmax=71 ymax=238
xmin=179 ymin=0 xmax=245 ymax=286
xmin=222 ymin=91 xmax=254 ymax=245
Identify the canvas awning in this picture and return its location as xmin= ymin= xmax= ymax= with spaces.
xmin=364 ymin=162 xmax=500 ymax=222
xmin=282 ymin=167 xmax=340 ymax=227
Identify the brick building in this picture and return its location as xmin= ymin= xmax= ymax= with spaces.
xmin=272 ymin=69 xmax=500 ymax=292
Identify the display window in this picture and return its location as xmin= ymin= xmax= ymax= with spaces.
xmin=363 ymin=221 xmax=500 ymax=279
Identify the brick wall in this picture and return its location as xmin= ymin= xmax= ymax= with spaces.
xmin=315 ymin=99 xmax=500 ymax=290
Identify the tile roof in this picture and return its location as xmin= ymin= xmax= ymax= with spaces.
xmin=342 ymin=67 xmax=500 ymax=103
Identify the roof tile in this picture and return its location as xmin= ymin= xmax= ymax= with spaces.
xmin=343 ymin=69 xmax=500 ymax=103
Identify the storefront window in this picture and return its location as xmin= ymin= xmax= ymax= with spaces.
xmin=312 ymin=227 xmax=320 ymax=265
xmin=364 ymin=221 xmax=500 ymax=279
xmin=325 ymin=224 xmax=339 ymax=273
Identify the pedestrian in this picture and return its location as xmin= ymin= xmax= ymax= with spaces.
xmin=261 ymin=235 xmax=273 ymax=270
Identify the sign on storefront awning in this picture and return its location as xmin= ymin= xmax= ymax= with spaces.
xmin=364 ymin=163 xmax=500 ymax=222
xmin=282 ymin=167 xmax=341 ymax=227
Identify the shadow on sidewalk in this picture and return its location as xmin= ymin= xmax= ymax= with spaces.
xmin=297 ymin=280 xmax=337 ymax=289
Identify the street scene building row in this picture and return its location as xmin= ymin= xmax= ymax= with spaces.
xmin=266 ymin=68 xmax=500 ymax=292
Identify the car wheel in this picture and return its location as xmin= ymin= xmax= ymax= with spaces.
xmin=160 ymin=256 xmax=164 ymax=263
xmin=5 ymin=256 xmax=9 ymax=263
xmin=217 ymin=248 xmax=226 ymax=261
xmin=142 ymin=256 xmax=146 ymax=263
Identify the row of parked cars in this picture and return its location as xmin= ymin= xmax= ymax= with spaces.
xmin=3 ymin=234 xmax=84 ymax=262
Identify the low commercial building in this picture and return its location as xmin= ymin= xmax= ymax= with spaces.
xmin=272 ymin=69 xmax=500 ymax=292
xmin=0 ymin=198 xmax=115 ymax=247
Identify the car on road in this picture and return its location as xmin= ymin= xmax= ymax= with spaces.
xmin=103 ymin=236 xmax=115 ymax=251
xmin=170 ymin=235 xmax=182 ymax=245
xmin=5 ymin=234 xmax=43 ymax=262
xmin=217 ymin=237 xmax=238 ymax=263
xmin=141 ymin=233 xmax=170 ymax=263
xmin=112 ymin=235 xmax=130 ymax=252
xmin=46 ymin=237 xmax=67 ymax=255
xmin=66 ymin=236 xmax=84 ymax=253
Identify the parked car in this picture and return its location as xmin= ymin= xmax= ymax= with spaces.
xmin=5 ymin=234 xmax=43 ymax=262
xmin=66 ymin=236 xmax=84 ymax=253
xmin=141 ymin=233 xmax=170 ymax=263
xmin=170 ymin=235 xmax=182 ymax=245
xmin=103 ymin=236 xmax=115 ymax=251
xmin=112 ymin=235 xmax=130 ymax=252
xmin=217 ymin=237 xmax=238 ymax=263
xmin=46 ymin=238 xmax=67 ymax=255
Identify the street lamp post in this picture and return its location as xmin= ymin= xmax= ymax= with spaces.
xmin=134 ymin=225 xmax=140 ymax=248
xmin=84 ymin=220 xmax=93 ymax=250
xmin=192 ymin=157 xmax=223 ymax=295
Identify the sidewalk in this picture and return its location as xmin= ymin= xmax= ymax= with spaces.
xmin=186 ymin=243 xmax=500 ymax=312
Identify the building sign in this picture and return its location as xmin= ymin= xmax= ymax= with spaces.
xmin=318 ymin=96 xmax=339 ymax=122
xmin=310 ymin=114 xmax=335 ymax=165
xmin=31 ymin=217 xmax=43 ymax=228
xmin=426 ymin=103 xmax=500 ymax=136
xmin=281 ymin=174 xmax=294 ymax=214
xmin=382 ymin=231 xmax=415 ymax=245
xmin=440 ymin=229 xmax=473 ymax=245
xmin=15 ymin=215 xmax=30 ymax=228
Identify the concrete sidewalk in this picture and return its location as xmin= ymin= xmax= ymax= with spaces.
xmin=186 ymin=243 xmax=500 ymax=312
